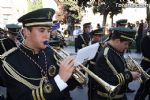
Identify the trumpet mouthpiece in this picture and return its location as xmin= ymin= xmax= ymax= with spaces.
xmin=43 ymin=41 xmax=49 ymax=45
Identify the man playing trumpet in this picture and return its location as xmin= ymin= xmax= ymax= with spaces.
xmin=92 ymin=27 xmax=141 ymax=100
xmin=0 ymin=8 xmax=79 ymax=100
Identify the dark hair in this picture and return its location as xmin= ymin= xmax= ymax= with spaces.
xmin=110 ymin=31 xmax=130 ymax=42
xmin=26 ymin=26 xmax=32 ymax=32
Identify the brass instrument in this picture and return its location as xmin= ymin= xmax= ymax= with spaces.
xmin=44 ymin=41 xmax=121 ymax=97
xmin=126 ymin=55 xmax=150 ymax=81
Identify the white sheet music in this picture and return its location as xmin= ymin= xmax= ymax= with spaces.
xmin=74 ymin=43 xmax=100 ymax=66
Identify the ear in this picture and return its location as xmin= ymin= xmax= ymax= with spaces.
xmin=22 ymin=28 xmax=30 ymax=38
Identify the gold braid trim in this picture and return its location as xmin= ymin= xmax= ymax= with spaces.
xmin=40 ymin=86 xmax=45 ymax=100
xmin=116 ymin=74 xmax=121 ymax=84
xmin=0 ymin=47 xmax=17 ymax=59
xmin=32 ymin=90 xmax=37 ymax=100
xmin=120 ymin=73 xmax=125 ymax=84
xmin=79 ymin=34 xmax=87 ymax=47
xmin=39 ymin=78 xmax=45 ymax=100
xmin=2 ymin=60 xmax=39 ymax=89
xmin=120 ymin=35 xmax=134 ymax=41
xmin=36 ymin=88 xmax=41 ymax=100
xmin=116 ymin=73 xmax=125 ymax=85
xmin=25 ymin=22 xmax=53 ymax=27
xmin=104 ymin=47 xmax=118 ymax=75
xmin=144 ymin=57 xmax=150 ymax=62
xmin=0 ymin=39 xmax=7 ymax=52
xmin=119 ymin=74 xmax=124 ymax=84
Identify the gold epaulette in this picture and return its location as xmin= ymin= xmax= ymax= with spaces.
xmin=0 ymin=47 xmax=17 ymax=60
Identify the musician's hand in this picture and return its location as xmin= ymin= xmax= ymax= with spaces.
xmin=59 ymin=56 xmax=75 ymax=82
xmin=130 ymin=71 xmax=141 ymax=80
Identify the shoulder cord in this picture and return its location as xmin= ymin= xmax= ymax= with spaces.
xmin=0 ymin=47 xmax=41 ymax=81
xmin=79 ymin=34 xmax=87 ymax=46
xmin=104 ymin=47 xmax=126 ymax=85
xmin=2 ymin=60 xmax=39 ymax=89
xmin=0 ymin=48 xmax=41 ymax=89
xmin=103 ymin=47 xmax=118 ymax=75
xmin=0 ymin=39 xmax=7 ymax=52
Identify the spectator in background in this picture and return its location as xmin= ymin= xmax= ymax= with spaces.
xmin=143 ymin=20 xmax=148 ymax=37
xmin=127 ymin=22 xmax=133 ymax=29
xmin=96 ymin=23 xmax=101 ymax=29
xmin=136 ymin=20 xmax=144 ymax=53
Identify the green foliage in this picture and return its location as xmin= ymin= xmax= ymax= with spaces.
xmin=92 ymin=0 xmax=124 ymax=16
xmin=27 ymin=0 xmax=43 ymax=12
xmin=68 ymin=41 xmax=75 ymax=46
xmin=62 ymin=0 xmax=84 ymax=21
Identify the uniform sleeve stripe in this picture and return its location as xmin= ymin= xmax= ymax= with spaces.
xmin=120 ymin=73 xmax=125 ymax=84
xmin=117 ymin=73 xmax=125 ymax=84
xmin=32 ymin=90 xmax=37 ymax=100
xmin=116 ymin=74 xmax=121 ymax=84
xmin=118 ymin=74 xmax=123 ymax=83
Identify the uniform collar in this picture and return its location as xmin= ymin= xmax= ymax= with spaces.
xmin=107 ymin=43 xmax=124 ymax=55
xmin=20 ymin=44 xmax=42 ymax=55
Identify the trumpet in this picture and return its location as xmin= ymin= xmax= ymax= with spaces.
xmin=44 ymin=41 xmax=121 ymax=97
xmin=126 ymin=55 xmax=150 ymax=82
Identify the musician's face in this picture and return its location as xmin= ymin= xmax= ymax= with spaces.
xmin=92 ymin=35 xmax=103 ymax=43
xmin=24 ymin=26 xmax=51 ymax=51
xmin=84 ymin=25 xmax=92 ymax=33
xmin=118 ymin=40 xmax=130 ymax=52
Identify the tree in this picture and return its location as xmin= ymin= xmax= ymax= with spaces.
xmin=109 ymin=3 xmax=122 ymax=26
xmin=54 ymin=0 xmax=85 ymax=35
xmin=54 ymin=0 xmax=84 ymax=24
xmin=91 ymin=0 xmax=141 ymax=27
xmin=145 ymin=0 xmax=150 ymax=27
xmin=27 ymin=0 xmax=43 ymax=12
xmin=92 ymin=0 xmax=132 ymax=27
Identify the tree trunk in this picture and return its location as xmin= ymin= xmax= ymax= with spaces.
xmin=102 ymin=12 xmax=108 ymax=34
xmin=54 ymin=0 xmax=61 ymax=6
xmin=147 ymin=1 xmax=150 ymax=27
xmin=111 ymin=15 xmax=114 ymax=27
xmin=102 ymin=13 xmax=108 ymax=27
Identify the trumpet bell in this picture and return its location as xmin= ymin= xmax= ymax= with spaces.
xmin=109 ymin=84 xmax=121 ymax=97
